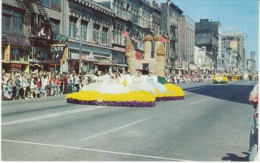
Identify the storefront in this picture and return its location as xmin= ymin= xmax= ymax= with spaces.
xmin=67 ymin=49 xmax=97 ymax=73
xmin=112 ymin=46 xmax=127 ymax=73
xmin=2 ymin=35 xmax=31 ymax=72
xmin=189 ymin=63 xmax=198 ymax=74
xmin=30 ymin=44 xmax=68 ymax=72
xmin=67 ymin=41 xmax=114 ymax=73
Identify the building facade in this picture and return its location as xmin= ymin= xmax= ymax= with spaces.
xmin=180 ymin=15 xmax=195 ymax=74
xmin=2 ymin=0 xmax=66 ymax=73
xmin=95 ymin=0 xmax=161 ymax=72
xmin=195 ymin=19 xmax=221 ymax=72
xmin=221 ymin=32 xmax=246 ymax=72
xmin=247 ymin=51 xmax=256 ymax=73
xmin=2 ymin=0 xmax=186 ymax=76
xmin=194 ymin=46 xmax=213 ymax=75
xmin=158 ymin=0 xmax=183 ymax=74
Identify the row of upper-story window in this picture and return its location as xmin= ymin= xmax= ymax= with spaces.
xmin=2 ymin=8 xmax=132 ymax=49
xmin=2 ymin=6 xmax=23 ymax=34
xmin=42 ymin=0 xmax=61 ymax=11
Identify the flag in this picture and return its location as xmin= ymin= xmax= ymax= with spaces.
xmin=60 ymin=46 xmax=68 ymax=65
xmin=161 ymin=37 xmax=168 ymax=43
xmin=122 ymin=31 xmax=129 ymax=37
xmin=4 ymin=44 xmax=10 ymax=63
xmin=135 ymin=51 xmax=142 ymax=60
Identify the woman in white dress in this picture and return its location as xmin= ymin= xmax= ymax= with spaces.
xmin=97 ymin=72 xmax=129 ymax=94
xmin=80 ymin=73 xmax=104 ymax=91
xmin=145 ymin=73 xmax=167 ymax=93
xmin=126 ymin=70 xmax=156 ymax=95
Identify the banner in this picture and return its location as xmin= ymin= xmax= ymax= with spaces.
xmin=4 ymin=44 xmax=10 ymax=63
xmin=60 ymin=46 xmax=68 ymax=65
xmin=121 ymin=31 xmax=129 ymax=37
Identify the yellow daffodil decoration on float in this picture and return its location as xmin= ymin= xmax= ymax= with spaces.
xmin=66 ymin=82 xmax=185 ymax=107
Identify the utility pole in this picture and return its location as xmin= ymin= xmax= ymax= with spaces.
xmin=79 ymin=25 xmax=82 ymax=74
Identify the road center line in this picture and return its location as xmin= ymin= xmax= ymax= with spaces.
xmin=184 ymin=85 xmax=212 ymax=91
xmin=2 ymin=139 xmax=190 ymax=161
xmin=185 ymin=98 xmax=208 ymax=106
xmin=2 ymin=106 xmax=104 ymax=126
xmin=217 ymin=91 xmax=225 ymax=94
xmin=80 ymin=119 xmax=147 ymax=142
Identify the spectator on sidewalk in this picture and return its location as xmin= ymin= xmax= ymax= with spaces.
xmin=248 ymin=83 xmax=258 ymax=161
xmin=7 ymin=78 xmax=13 ymax=99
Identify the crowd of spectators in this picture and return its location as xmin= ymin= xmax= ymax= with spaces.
xmin=1 ymin=70 xmax=96 ymax=100
xmin=165 ymin=73 xmax=214 ymax=84
xmin=2 ymin=69 xmax=255 ymax=101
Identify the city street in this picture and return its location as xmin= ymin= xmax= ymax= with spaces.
xmin=1 ymin=80 xmax=257 ymax=161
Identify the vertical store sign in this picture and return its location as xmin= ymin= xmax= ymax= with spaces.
xmin=50 ymin=44 xmax=68 ymax=65
xmin=4 ymin=44 xmax=10 ymax=63
xmin=60 ymin=46 xmax=68 ymax=65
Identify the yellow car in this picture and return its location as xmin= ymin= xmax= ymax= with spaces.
xmin=232 ymin=75 xmax=242 ymax=80
xmin=213 ymin=74 xmax=228 ymax=84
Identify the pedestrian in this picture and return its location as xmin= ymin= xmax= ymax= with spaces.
xmin=63 ymin=73 xmax=68 ymax=94
xmin=21 ymin=77 xmax=28 ymax=99
xmin=30 ymin=78 xmax=36 ymax=98
xmin=74 ymin=74 xmax=80 ymax=92
xmin=14 ymin=75 xmax=21 ymax=99
xmin=7 ymin=78 xmax=13 ymax=99
xmin=248 ymin=83 xmax=258 ymax=161
xmin=41 ymin=75 xmax=48 ymax=97
xmin=35 ymin=78 xmax=41 ymax=98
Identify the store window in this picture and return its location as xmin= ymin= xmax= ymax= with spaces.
xmin=11 ymin=48 xmax=21 ymax=61
xmin=2 ymin=46 xmax=6 ymax=60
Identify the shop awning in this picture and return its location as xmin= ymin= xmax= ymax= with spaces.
xmin=189 ymin=64 xmax=198 ymax=71
xmin=4 ymin=34 xmax=31 ymax=47
xmin=114 ymin=64 xmax=128 ymax=67
xmin=94 ymin=61 xmax=113 ymax=66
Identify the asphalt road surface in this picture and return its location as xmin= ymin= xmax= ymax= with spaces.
xmin=1 ymin=80 xmax=257 ymax=161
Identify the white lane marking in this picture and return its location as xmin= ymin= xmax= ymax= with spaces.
xmin=2 ymin=106 xmax=104 ymax=126
xmin=184 ymin=85 xmax=212 ymax=92
xmin=2 ymin=139 xmax=191 ymax=161
xmin=185 ymin=98 xmax=208 ymax=106
xmin=80 ymin=119 xmax=147 ymax=142
xmin=217 ymin=91 xmax=225 ymax=94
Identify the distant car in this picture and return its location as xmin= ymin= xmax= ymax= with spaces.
xmin=232 ymin=75 xmax=239 ymax=81
xmin=213 ymin=74 xmax=228 ymax=84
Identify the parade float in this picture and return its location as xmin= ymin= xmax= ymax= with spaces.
xmin=66 ymin=34 xmax=184 ymax=107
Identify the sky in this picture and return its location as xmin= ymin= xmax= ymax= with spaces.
xmin=157 ymin=0 xmax=259 ymax=69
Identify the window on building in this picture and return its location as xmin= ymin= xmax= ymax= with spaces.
xmin=10 ymin=48 xmax=21 ymax=61
xmin=13 ymin=12 xmax=23 ymax=34
xmin=2 ymin=14 xmax=12 ymax=32
xmin=93 ymin=24 xmax=100 ymax=43
xmin=81 ymin=20 xmax=88 ymax=41
xmin=42 ymin=0 xmax=61 ymax=11
xmin=50 ymin=18 xmax=60 ymax=36
xmin=69 ymin=16 xmax=78 ymax=38
xmin=101 ymin=27 xmax=109 ymax=45
xmin=2 ymin=6 xmax=23 ymax=34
